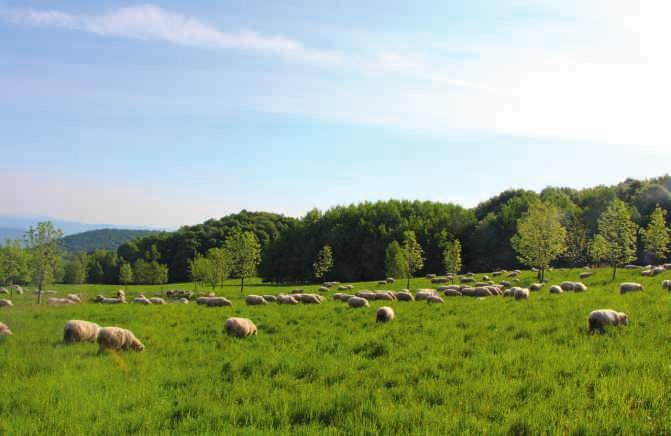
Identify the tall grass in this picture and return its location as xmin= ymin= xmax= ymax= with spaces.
xmin=1 ymin=268 xmax=671 ymax=434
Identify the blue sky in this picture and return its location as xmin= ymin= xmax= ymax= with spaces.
xmin=1 ymin=1 xmax=670 ymax=227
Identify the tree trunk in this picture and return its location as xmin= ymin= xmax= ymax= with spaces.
xmin=406 ymin=276 xmax=411 ymax=290
xmin=540 ymin=267 xmax=545 ymax=283
xmin=611 ymin=264 xmax=617 ymax=281
xmin=537 ymin=268 xmax=542 ymax=282
xmin=240 ymin=276 xmax=244 ymax=294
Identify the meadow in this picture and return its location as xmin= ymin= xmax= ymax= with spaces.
xmin=1 ymin=268 xmax=671 ymax=435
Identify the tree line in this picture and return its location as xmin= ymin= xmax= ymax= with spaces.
xmin=2 ymin=176 xmax=671 ymax=291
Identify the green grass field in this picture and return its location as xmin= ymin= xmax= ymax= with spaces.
xmin=2 ymin=268 xmax=671 ymax=435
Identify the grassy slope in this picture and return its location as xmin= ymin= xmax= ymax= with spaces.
xmin=1 ymin=268 xmax=671 ymax=434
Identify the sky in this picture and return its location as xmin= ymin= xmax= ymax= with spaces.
xmin=1 ymin=0 xmax=670 ymax=228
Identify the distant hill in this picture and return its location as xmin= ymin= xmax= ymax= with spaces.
xmin=0 ymin=215 xmax=163 ymax=236
xmin=62 ymin=229 xmax=160 ymax=253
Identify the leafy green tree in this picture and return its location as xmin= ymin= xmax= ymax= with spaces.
xmin=63 ymin=258 xmax=86 ymax=284
xmin=313 ymin=245 xmax=334 ymax=282
xmin=562 ymin=214 xmax=590 ymax=266
xmin=188 ymin=254 xmax=212 ymax=290
xmin=443 ymin=239 xmax=462 ymax=280
xmin=87 ymin=260 xmax=104 ymax=284
xmin=590 ymin=199 xmax=638 ymax=280
xmin=384 ymin=240 xmax=408 ymax=280
xmin=118 ymin=261 xmax=134 ymax=285
xmin=207 ymin=247 xmax=231 ymax=289
xmin=511 ymin=202 xmax=567 ymax=282
xmin=0 ymin=239 xmax=31 ymax=290
xmin=224 ymin=230 xmax=262 ymax=293
xmin=642 ymin=205 xmax=670 ymax=263
xmin=402 ymin=231 xmax=424 ymax=289
xmin=25 ymin=222 xmax=63 ymax=303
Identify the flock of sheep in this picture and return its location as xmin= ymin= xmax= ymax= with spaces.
xmin=2 ymin=267 xmax=670 ymax=348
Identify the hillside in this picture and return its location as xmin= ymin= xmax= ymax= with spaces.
xmin=62 ymin=229 xmax=160 ymax=252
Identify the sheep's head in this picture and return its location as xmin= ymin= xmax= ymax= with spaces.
xmin=619 ymin=313 xmax=630 ymax=326
xmin=131 ymin=339 xmax=145 ymax=352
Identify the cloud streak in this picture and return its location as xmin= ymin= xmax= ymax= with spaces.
xmin=2 ymin=4 xmax=466 ymax=86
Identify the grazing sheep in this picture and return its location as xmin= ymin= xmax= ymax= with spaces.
xmin=492 ymin=271 xmax=503 ymax=277
xmin=663 ymin=280 xmax=671 ymax=291
xmin=0 ymin=288 xmax=8 ymax=295
xmin=386 ymin=277 xmax=396 ymax=284
xmin=502 ymin=288 xmax=515 ymax=298
xmin=579 ymin=272 xmax=594 ymax=279
xmin=620 ymin=282 xmax=644 ymax=294
xmin=514 ymin=288 xmax=530 ymax=300
xmin=277 ymin=294 xmax=299 ymax=305
xmin=374 ymin=291 xmax=396 ymax=301
xmin=65 ymin=294 xmax=81 ymax=303
xmin=348 ymin=296 xmax=369 ymax=308
xmin=529 ymin=283 xmax=544 ymax=292
xmin=431 ymin=277 xmax=449 ymax=284
xmin=500 ymin=280 xmax=512 ymax=287
xmin=415 ymin=289 xmax=436 ymax=301
xmin=641 ymin=269 xmax=653 ymax=277
xmin=460 ymin=277 xmax=475 ymax=283
xmin=318 ymin=287 xmax=330 ymax=293
xmin=224 ymin=317 xmax=257 ymax=338
xmin=507 ymin=271 xmax=520 ymax=278
xmin=245 ymin=295 xmax=268 ymax=306
xmin=149 ymin=297 xmax=166 ymax=305
xmin=356 ymin=291 xmax=377 ymax=301
xmin=425 ymin=274 xmax=437 ymax=279
xmin=64 ymin=320 xmax=101 ymax=343
xmin=206 ymin=297 xmax=233 ymax=307
xmin=300 ymin=294 xmax=323 ymax=304
xmin=133 ymin=295 xmax=152 ymax=305
xmin=98 ymin=296 xmax=126 ymax=304
xmin=0 ymin=322 xmax=11 ymax=336
xmin=426 ymin=294 xmax=445 ymax=304
xmin=588 ymin=309 xmax=629 ymax=334
xmin=376 ymin=306 xmax=395 ymax=323
xmin=0 ymin=299 xmax=14 ymax=307
xmin=549 ymin=285 xmax=563 ymax=294
xmin=560 ymin=281 xmax=575 ymax=291
xmin=47 ymin=297 xmax=76 ymax=306
xmin=652 ymin=266 xmax=666 ymax=276
xmin=444 ymin=289 xmax=462 ymax=297
xmin=377 ymin=280 xmax=387 ymax=285
xmin=116 ymin=290 xmax=125 ymax=298
xmin=176 ymin=298 xmax=189 ymax=304
xmin=97 ymin=327 xmax=144 ymax=352
xmin=332 ymin=293 xmax=349 ymax=301
xmin=396 ymin=292 xmax=415 ymax=301
xmin=263 ymin=295 xmax=277 ymax=302
xmin=573 ymin=282 xmax=588 ymax=293
xmin=664 ymin=264 xmax=671 ymax=270
xmin=337 ymin=285 xmax=349 ymax=291
xmin=625 ymin=264 xmax=640 ymax=270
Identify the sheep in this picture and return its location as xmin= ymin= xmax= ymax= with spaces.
xmin=224 ymin=317 xmax=257 ymax=338
xmin=579 ymin=272 xmax=594 ymax=279
xmin=415 ymin=289 xmax=436 ymax=301
xmin=318 ymin=287 xmax=330 ymax=293
xmin=116 ymin=290 xmax=126 ymax=298
xmin=664 ymin=264 xmax=671 ymax=270
xmin=65 ymin=294 xmax=81 ymax=303
xmin=460 ymin=277 xmax=474 ymax=283
xmin=133 ymin=295 xmax=153 ymax=305
xmin=277 ymin=294 xmax=299 ymax=304
xmin=549 ymin=285 xmax=563 ymax=294
xmin=206 ymin=297 xmax=232 ymax=307
xmin=332 ymin=293 xmax=350 ymax=301
xmin=560 ymin=281 xmax=575 ymax=291
xmin=641 ymin=269 xmax=653 ymax=277
xmin=514 ymin=288 xmax=530 ymax=300
xmin=0 ymin=299 xmax=14 ymax=307
xmin=500 ymin=280 xmax=512 ymax=287
xmin=444 ymin=289 xmax=462 ymax=297
xmin=348 ymin=296 xmax=369 ymax=308
xmin=386 ymin=277 xmax=396 ymax=284
xmin=299 ymin=294 xmax=323 ymax=304
xmin=356 ymin=291 xmax=377 ymax=301
xmin=652 ymin=266 xmax=666 ymax=276
xmin=96 ymin=295 xmax=126 ymax=304
xmin=47 ymin=297 xmax=76 ymax=306
xmin=0 ymin=288 xmax=8 ymax=295
xmin=376 ymin=306 xmax=395 ymax=323
xmin=502 ymin=288 xmax=515 ymax=298
xmin=176 ymin=298 xmax=189 ymax=304
xmin=245 ymin=295 xmax=268 ymax=306
xmin=482 ymin=275 xmax=490 ymax=281
xmin=529 ymin=283 xmax=544 ymax=292
xmin=573 ymin=282 xmax=588 ymax=293
xmin=337 ymin=285 xmax=349 ymax=291
xmin=374 ymin=291 xmax=396 ymax=301
xmin=507 ymin=271 xmax=520 ymax=278
xmin=492 ymin=271 xmax=503 ymax=277
xmin=97 ymin=327 xmax=144 ymax=352
xmin=431 ymin=277 xmax=449 ymax=284
xmin=663 ymin=280 xmax=671 ymax=291
xmin=0 ymin=322 xmax=12 ymax=336
xmin=149 ymin=297 xmax=166 ymax=305
xmin=425 ymin=274 xmax=437 ymax=279
xmin=377 ymin=280 xmax=387 ymax=285
xmin=625 ymin=264 xmax=640 ymax=270
xmin=620 ymin=282 xmax=644 ymax=294
xmin=588 ymin=309 xmax=629 ymax=334
xmin=166 ymin=290 xmax=194 ymax=300
xmin=263 ymin=295 xmax=277 ymax=302
xmin=426 ymin=294 xmax=445 ymax=304
xmin=396 ymin=292 xmax=415 ymax=301
xmin=63 ymin=320 xmax=101 ymax=343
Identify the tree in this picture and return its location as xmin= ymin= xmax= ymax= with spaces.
xmin=0 ymin=239 xmax=31 ymax=292
xmin=384 ymin=240 xmax=408 ymax=280
xmin=642 ymin=205 xmax=670 ymax=264
xmin=511 ymin=202 xmax=567 ymax=282
xmin=207 ymin=247 xmax=231 ymax=289
xmin=25 ymin=222 xmax=63 ymax=303
xmin=402 ymin=231 xmax=424 ymax=289
xmin=443 ymin=239 xmax=462 ymax=280
xmin=188 ymin=254 xmax=212 ymax=290
xmin=87 ymin=260 xmax=104 ymax=284
xmin=224 ymin=230 xmax=262 ymax=293
xmin=590 ymin=199 xmax=638 ymax=280
xmin=562 ymin=214 xmax=590 ymax=266
xmin=118 ymin=261 xmax=134 ymax=285
xmin=313 ymin=245 xmax=334 ymax=282
xmin=63 ymin=258 xmax=86 ymax=284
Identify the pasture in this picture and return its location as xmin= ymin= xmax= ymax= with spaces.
xmin=1 ymin=268 xmax=671 ymax=434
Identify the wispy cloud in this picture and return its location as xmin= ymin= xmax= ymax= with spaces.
xmin=1 ymin=4 xmax=466 ymax=86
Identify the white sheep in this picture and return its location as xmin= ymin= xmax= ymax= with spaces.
xmin=588 ymin=309 xmax=629 ymax=334
xmin=560 ymin=281 xmax=575 ymax=291
xmin=47 ymin=297 xmax=76 ymax=306
xmin=0 ymin=299 xmax=14 ymax=307
xmin=529 ymin=283 xmax=544 ymax=292
xmin=663 ymin=280 xmax=671 ymax=291
xmin=224 ymin=317 xmax=257 ymax=338
xmin=149 ymin=297 xmax=166 ymax=305
xmin=64 ymin=320 xmax=101 ymax=343
xmin=620 ymin=282 xmax=644 ymax=294
xmin=245 ymin=295 xmax=268 ymax=306
xmin=133 ymin=295 xmax=153 ymax=305
xmin=376 ymin=306 xmax=395 ymax=323
xmin=396 ymin=292 xmax=415 ymax=301
xmin=549 ymin=285 xmax=563 ymax=294
xmin=348 ymin=296 xmax=369 ymax=308
xmin=97 ymin=327 xmax=145 ymax=352
xmin=514 ymin=288 xmax=530 ymax=300
xmin=0 ymin=322 xmax=12 ymax=336
xmin=426 ymin=294 xmax=445 ymax=304
xmin=277 ymin=294 xmax=299 ymax=304
xmin=573 ymin=282 xmax=587 ymax=293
